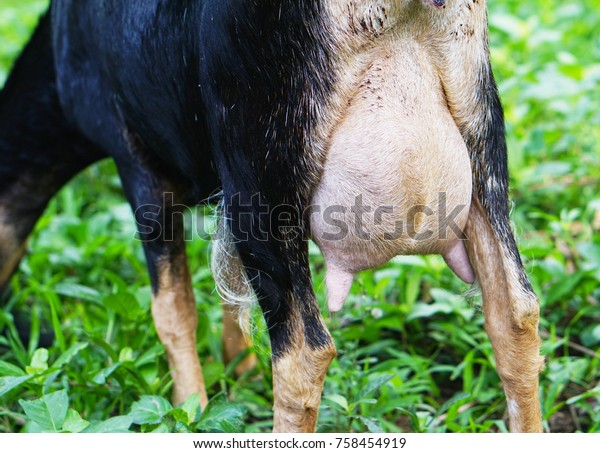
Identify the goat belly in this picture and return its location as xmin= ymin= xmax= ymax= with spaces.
xmin=310 ymin=39 xmax=474 ymax=312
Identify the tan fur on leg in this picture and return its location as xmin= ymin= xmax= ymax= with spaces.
xmin=466 ymin=200 xmax=544 ymax=432
xmin=0 ymin=215 xmax=27 ymax=287
xmin=272 ymin=314 xmax=336 ymax=433
xmin=222 ymin=302 xmax=256 ymax=376
xmin=152 ymin=254 xmax=208 ymax=408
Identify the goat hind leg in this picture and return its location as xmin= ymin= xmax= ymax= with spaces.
xmin=220 ymin=203 xmax=336 ymax=432
xmin=152 ymin=252 xmax=207 ymax=407
xmin=117 ymin=159 xmax=208 ymax=408
xmin=465 ymin=199 xmax=543 ymax=432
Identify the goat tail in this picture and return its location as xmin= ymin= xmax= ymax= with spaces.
xmin=210 ymin=201 xmax=256 ymax=334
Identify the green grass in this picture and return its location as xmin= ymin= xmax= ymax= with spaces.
xmin=1 ymin=0 xmax=599 ymax=433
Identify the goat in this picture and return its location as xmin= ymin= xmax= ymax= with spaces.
xmin=0 ymin=0 xmax=544 ymax=432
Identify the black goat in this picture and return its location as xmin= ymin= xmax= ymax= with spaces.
xmin=0 ymin=0 xmax=543 ymax=432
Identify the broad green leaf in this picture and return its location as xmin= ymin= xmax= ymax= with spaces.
xmin=24 ymin=422 xmax=44 ymax=433
xmin=151 ymin=423 xmax=170 ymax=433
xmin=407 ymin=302 xmax=453 ymax=321
xmin=0 ymin=375 xmax=34 ymax=397
xmin=85 ymin=416 xmax=134 ymax=433
xmin=202 ymin=361 xmax=224 ymax=389
xmin=135 ymin=344 xmax=165 ymax=367
xmin=181 ymin=393 xmax=202 ymax=423
xmin=63 ymin=409 xmax=90 ymax=433
xmin=128 ymin=396 xmax=173 ymax=425
xmin=54 ymin=283 xmax=102 ymax=303
xmin=119 ymin=347 xmax=134 ymax=363
xmin=322 ymin=394 xmax=349 ymax=412
xmin=138 ymin=363 xmax=159 ymax=389
xmin=171 ymin=408 xmax=191 ymax=426
xmin=19 ymin=390 xmax=69 ymax=433
xmin=197 ymin=396 xmax=246 ymax=433
xmin=26 ymin=348 xmax=49 ymax=374
xmin=0 ymin=360 xmax=25 ymax=377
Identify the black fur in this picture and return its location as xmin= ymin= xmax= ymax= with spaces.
xmin=466 ymin=63 xmax=535 ymax=295
xmin=1 ymin=1 xmax=336 ymax=359
xmin=0 ymin=13 xmax=102 ymax=243
xmin=1 ymin=0 xmax=527 ymax=374
xmin=198 ymin=1 xmax=336 ymax=356
xmin=1 ymin=2 xmax=539 ymax=430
